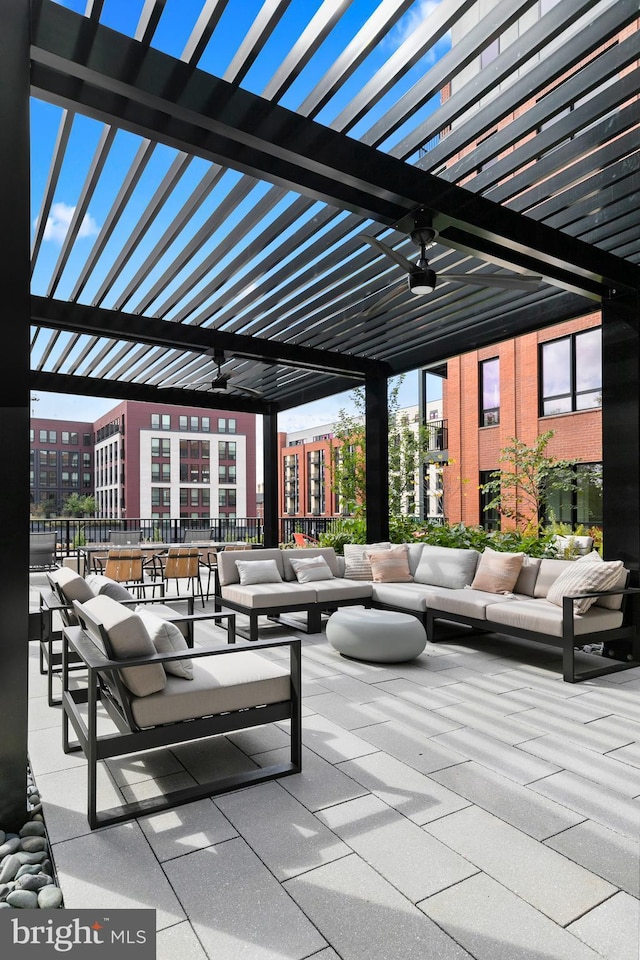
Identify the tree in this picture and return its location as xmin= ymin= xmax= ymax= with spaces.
xmin=480 ymin=430 xmax=585 ymax=531
xmin=62 ymin=493 xmax=96 ymax=517
xmin=329 ymin=378 xmax=433 ymax=517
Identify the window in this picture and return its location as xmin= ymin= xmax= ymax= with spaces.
xmin=190 ymin=416 xmax=199 ymax=431
xmin=218 ymin=418 xmax=237 ymax=434
xmin=545 ymin=463 xmax=603 ymax=526
xmin=479 ymin=471 xmax=500 ymax=532
xmin=152 ymin=414 xmax=171 ymax=430
xmin=480 ymin=358 xmax=500 ymax=426
xmin=540 ymin=328 xmax=601 ymax=416
xmin=151 ymin=438 xmax=171 ymax=458
xmin=219 ymin=489 xmax=237 ymax=508
xmin=179 ymin=416 xmax=188 ymax=430
xmin=202 ymin=417 xmax=210 ymax=432
xmin=201 ymin=440 xmax=209 ymax=459
xmin=219 ymin=464 xmax=236 ymax=484
xmin=219 ymin=441 xmax=236 ymax=461
xmin=83 ymin=433 xmax=92 ymax=446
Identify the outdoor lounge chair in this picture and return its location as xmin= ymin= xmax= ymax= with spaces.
xmin=62 ymin=595 xmax=301 ymax=828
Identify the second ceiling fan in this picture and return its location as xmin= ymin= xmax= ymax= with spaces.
xmin=361 ymin=209 xmax=542 ymax=296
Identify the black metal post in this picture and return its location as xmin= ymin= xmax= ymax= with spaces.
xmin=602 ymin=291 xmax=640 ymax=581
xmin=365 ymin=374 xmax=389 ymax=543
xmin=262 ymin=411 xmax=279 ymax=546
xmin=0 ymin=0 xmax=30 ymax=830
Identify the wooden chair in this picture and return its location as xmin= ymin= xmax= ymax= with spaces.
xmin=151 ymin=546 xmax=205 ymax=607
xmin=102 ymin=548 xmax=154 ymax=598
xmin=62 ymin=596 xmax=301 ymax=828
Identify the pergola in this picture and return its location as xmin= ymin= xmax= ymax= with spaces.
xmin=2 ymin=0 xmax=638 ymax=827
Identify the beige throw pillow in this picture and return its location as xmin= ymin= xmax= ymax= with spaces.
xmin=366 ymin=546 xmax=413 ymax=583
xmin=471 ymin=548 xmax=524 ymax=595
xmin=343 ymin=543 xmax=391 ymax=580
xmin=546 ymin=558 xmax=625 ymax=614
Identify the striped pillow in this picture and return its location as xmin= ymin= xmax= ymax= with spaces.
xmin=367 ymin=546 xmax=413 ymax=583
xmin=546 ymin=559 xmax=624 ymax=614
xmin=343 ymin=543 xmax=391 ymax=580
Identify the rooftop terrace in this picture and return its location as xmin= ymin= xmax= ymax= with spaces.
xmin=29 ymin=573 xmax=640 ymax=960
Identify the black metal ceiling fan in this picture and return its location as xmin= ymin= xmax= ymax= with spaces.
xmin=160 ymin=348 xmax=264 ymax=397
xmin=361 ymin=209 xmax=542 ymax=295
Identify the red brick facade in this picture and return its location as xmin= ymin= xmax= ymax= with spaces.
xmin=443 ymin=312 xmax=602 ymax=526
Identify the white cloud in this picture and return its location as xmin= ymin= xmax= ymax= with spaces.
xmin=40 ymin=202 xmax=99 ymax=244
xmin=390 ymin=0 xmax=441 ymax=48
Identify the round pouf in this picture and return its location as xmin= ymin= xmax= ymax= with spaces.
xmin=326 ymin=607 xmax=427 ymax=663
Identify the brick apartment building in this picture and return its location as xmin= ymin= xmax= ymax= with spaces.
xmin=31 ymin=400 xmax=257 ymax=522
xmin=442 ymin=312 xmax=602 ymax=530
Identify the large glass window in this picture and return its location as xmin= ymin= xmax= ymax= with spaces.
xmin=479 ymin=470 xmax=500 ymax=532
xmin=545 ymin=463 xmax=603 ymax=526
xmin=540 ymin=328 xmax=602 ymax=415
xmin=480 ymin=358 xmax=500 ymax=426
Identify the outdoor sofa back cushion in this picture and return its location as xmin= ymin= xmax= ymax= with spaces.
xmin=367 ymin=546 xmax=413 ymax=583
xmin=217 ymin=548 xmax=284 ymax=586
xmin=49 ymin=565 xmax=94 ymax=604
xmin=546 ymin=558 xmax=625 ymax=614
xmin=85 ymin=573 xmax=135 ymax=602
xmin=289 ymin=556 xmax=334 ymax=583
xmin=135 ymin=607 xmax=193 ymax=679
xmin=414 ymin=544 xmax=479 ymax=589
xmin=343 ymin=543 xmax=391 ymax=580
xmin=79 ymin=595 xmax=166 ymax=697
xmin=282 ymin=547 xmax=340 ymax=580
xmin=236 ymin=558 xmax=283 ymax=585
xmin=470 ymin=548 xmax=524 ymax=595
xmin=513 ymin=555 xmax=541 ymax=596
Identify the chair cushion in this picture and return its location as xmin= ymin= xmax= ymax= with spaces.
xmin=48 ymin=566 xmax=94 ymax=604
xmin=80 ymin=595 xmax=166 ymax=697
xmin=546 ymin=559 xmax=625 ymax=614
xmin=343 ymin=543 xmax=391 ymax=580
xmin=471 ymin=548 xmax=524 ymax=595
xmin=367 ymin=546 xmax=413 ymax=583
xmin=129 ymin=652 xmax=291 ymax=728
xmin=85 ymin=574 xmax=135 ymax=602
xmin=235 ymin=558 xmax=283 ymax=585
xmin=289 ymin=556 xmax=334 ymax=583
xmin=413 ymin=544 xmax=479 ymax=589
xmin=135 ymin=607 xmax=193 ymax=679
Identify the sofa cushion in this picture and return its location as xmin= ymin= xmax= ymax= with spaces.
xmin=221 ymin=582 xmax=316 ymax=609
xmin=471 ymin=548 xmax=524 ymax=595
xmin=85 ymin=573 xmax=136 ymax=602
xmin=236 ymin=558 xmax=282 ymax=585
xmin=49 ymin=566 xmax=94 ymax=604
xmin=367 ymin=546 xmax=413 ymax=583
xmin=130 ymin=652 xmax=291 ymax=728
xmin=135 ymin=607 xmax=193 ymax=679
xmin=546 ymin=558 xmax=625 ymax=614
xmin=282 ymin=547 xmax=340 ymax=580
xmin=424 ymin=586 xmax=513 ymax=619
xmin=312 ymin=579 xmax=373 ymax=603
xmin=575 ymin=552 xmax=628 ymax=611
xmin=513 ymin=556 xmax=541 ymax=597
xmin=217 ymin=549 xmax=284 ymax=586
xmin=413 ymin=544 xmax=479 ymax=589
xmin=343 ymin=543 xmax=391 ymax=580
xmin=486 ymin=597 xmax=624 ymax=637
xmin=289 ymin=555 xmax=334 ymax=583
xmin=79 ymin=595 xmax=166 ymax=697
xmin=533 ymin=559 xmax=574 ymax=598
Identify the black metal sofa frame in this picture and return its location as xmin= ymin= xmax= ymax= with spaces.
xmin=61 ymin=604 xmax=302 ymax=829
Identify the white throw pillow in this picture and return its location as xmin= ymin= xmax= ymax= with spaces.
xmin=575 ymin=551 xmax=628 ymax=610
xmin=135 ymin=607 xmax=193 ymax=679
xmin=235 ymin=558 xmax=283 ymax=585
xmin=343 ymin=543 xmax=391 ymax=580
xmin=86 ymin=573 xmax=135 ymax=602
xmin=546 ymin=559 xmax=625 ymax=614
xmin=289 ymin=556 xmax=334 ymax=583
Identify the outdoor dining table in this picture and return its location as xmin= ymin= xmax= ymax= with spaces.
xmin=77 ymin=542 xmax=251 ymax=576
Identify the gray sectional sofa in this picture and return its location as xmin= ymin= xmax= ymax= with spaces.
xmin=216 ymin=544 xmax=640 ymax=682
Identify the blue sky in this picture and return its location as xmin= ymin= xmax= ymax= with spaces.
xmin=32 ymin=1 xmax=448 ymax=430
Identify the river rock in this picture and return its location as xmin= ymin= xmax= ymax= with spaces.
xmin=19 ymin=822 xmax=45 ymax=838
xmin=20 ymin=837 xmax=46 ymax=853
xmin=38 ymin=885 xmax=63 ymax=909
xmin=7 ymin=889 xmax=39 ymax=909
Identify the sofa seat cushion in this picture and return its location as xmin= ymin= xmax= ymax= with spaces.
xmin=129 ymin=652 xmax=291 ymax=728
xmin=414 ymin=544 xmax=479 ymax=589
xmin=370 ymin=582 xmax=430 ymax=612
xmin=312 ymin=579 xmax=373 ymax=603
xmin=221 ymin=582 xmax=316 ymax=609
xmin=423 ymin=587 xmax=514 ymax=619
xmin=485 ymin=598 xmax=624 ymax=637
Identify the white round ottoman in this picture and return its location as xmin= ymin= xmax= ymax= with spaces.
xmin=326 ymin=607 xmax=427 ymax=663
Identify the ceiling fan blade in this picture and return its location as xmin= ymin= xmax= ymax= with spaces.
xmin=360 ymin=235 xmax=416 ymax=275
xmin=443 ymin=273 xmax=542 ymax=289
xmin=233 ymin=384 xmax=264 ymax=398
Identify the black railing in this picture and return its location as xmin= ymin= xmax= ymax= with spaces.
xmin=425 ymin=418 xmax=448 ymax=453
